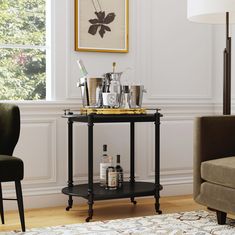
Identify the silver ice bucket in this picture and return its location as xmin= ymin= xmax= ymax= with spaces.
xmin=129 ymin=85 xmax=147 ymax=108
xmin=78 ymin=77 xmax=103 ymax=107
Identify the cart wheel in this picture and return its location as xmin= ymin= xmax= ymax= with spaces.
xmin=132 ymin=200 xmax=137 ymax=205
xmin=131 ymin=197 xmax=137 ymax=205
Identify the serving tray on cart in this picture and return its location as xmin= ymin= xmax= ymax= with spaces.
xmin=80 ymin=108 xmax=147 ymax=115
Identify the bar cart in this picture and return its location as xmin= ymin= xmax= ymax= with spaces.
xmin=62 ymin=109 xmax=163 ymax=222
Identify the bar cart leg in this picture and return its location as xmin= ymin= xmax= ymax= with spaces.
xmin=66 ymin=119 xmax=74 ymax=211
xmin=154 ymin=113 xmax=162 ymax=214
xmin=155 ymin=194 xmax=162 ymax=214
xmin=130 ymin=122 xmax=137 ymax=205
xmin=66 ymin=196 xmax=73 ymax=211
xmin=86 ymin=115 xmax=94 ymax=222
xmin=86 ymin=193 xmax=94 ymax=222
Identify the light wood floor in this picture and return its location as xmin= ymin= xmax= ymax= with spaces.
xmin=1 ymin=195 xmax=204 ymax=232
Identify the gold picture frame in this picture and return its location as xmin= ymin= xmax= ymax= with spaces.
xmin=75 ymin=0 xmax=129 ymax=53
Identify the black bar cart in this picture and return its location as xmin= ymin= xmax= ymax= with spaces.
xmin=62 ymin=109 xmax=163 ymax=222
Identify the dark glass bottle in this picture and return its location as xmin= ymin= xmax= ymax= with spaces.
xmin=106 ymin=166 xmax=117 ymax=190
xmin=116 ymin=155 xmax=123 ymax=188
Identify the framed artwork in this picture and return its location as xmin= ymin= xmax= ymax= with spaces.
xmin=75 ymin=0 xmax=129 ymax=53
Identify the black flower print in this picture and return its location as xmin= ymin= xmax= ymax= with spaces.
xmin=89 ymin=0 xmax=116 ymax=38
xmin=88 ymin=11 xmax=116 ymax=38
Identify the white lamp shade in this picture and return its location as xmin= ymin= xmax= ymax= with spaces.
xmin=187 ymin=0 xmax=235 ymax=24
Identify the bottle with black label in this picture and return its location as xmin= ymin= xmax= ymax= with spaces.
xmin=116 ymin=155 xmax=123 ymax=188
xmin=106 ymin=166 xmax=117 ymax=190
xmin=100 ymin=145 xmax=112 ymax=187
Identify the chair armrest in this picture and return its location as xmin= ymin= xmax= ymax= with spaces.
xmin=193 ymin=115 xmax=235 ymax=198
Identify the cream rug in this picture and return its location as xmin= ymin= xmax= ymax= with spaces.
xmin=2 ymin=210 xmax=235 ymax=235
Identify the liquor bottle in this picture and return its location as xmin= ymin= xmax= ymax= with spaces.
xmin=106 ymin=166 xmax=117 ymax=190
xmin=116 ymin=155 xmax=123 ymax=188
xmin=100 ymin=145 xmax=112 ymax=187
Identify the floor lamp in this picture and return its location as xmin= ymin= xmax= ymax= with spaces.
xmin=187 ymin=0 xmax=235 ymax=115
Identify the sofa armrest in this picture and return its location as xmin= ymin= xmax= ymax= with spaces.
xmin=193 ymin=115 xmax=235 ymax=198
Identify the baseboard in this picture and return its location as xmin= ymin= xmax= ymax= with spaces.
xmin=161 ymin=183 xmax=192 ymax=197
xmin=3 ymin=182 xmax=193 ymax=211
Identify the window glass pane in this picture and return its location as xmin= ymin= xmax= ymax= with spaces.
xmin=0 ymin=0 xmax=46 ymax=45
xmin=0 ymin=48 xmax=46 ymax=100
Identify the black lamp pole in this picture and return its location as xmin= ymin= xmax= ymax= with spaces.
xmin=223 ymin=12 xmax=232 ymax=115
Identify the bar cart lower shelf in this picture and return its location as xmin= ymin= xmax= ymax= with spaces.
xmin=62 ymin=110 xmax=162 ymax=222
xmin=62 ymin=182 xmax=163 ymax=200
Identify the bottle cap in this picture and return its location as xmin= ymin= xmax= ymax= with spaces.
xmin=103 ymin=145 xmax=107 ymax=152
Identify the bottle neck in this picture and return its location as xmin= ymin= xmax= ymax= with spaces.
xmin=117 ymin=155 xmax=121 ymax=165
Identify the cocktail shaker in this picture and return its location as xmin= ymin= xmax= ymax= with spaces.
xmin=120 ymin=85 xmax=130 ymax=109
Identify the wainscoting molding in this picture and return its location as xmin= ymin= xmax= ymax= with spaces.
xmin=18 ymin=118 xmax=57 ymax=185
xmin=0 ymin=101 xmax=214 ymax=210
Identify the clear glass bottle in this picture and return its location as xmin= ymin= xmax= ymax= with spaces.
xmin=116 ymin=155 xmax=123 ymax=188
xmin=100 ymin=145 xmax=112 ymax=187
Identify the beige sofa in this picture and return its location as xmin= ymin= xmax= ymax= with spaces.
xmin=194 ymin=116 xmax=235 ymax=224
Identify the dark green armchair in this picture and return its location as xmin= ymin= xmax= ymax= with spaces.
xmin=0 ymin=103 xmax=25 ymax=231
xmin=194 ymin=116 xmax=235 ymax=225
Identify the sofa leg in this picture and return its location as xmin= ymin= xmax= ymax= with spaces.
xmin=216 ymin=210 xmax=227 ymax=225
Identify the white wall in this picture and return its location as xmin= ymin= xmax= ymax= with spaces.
xmin=3 ymin=0 xmax=215 ymax=211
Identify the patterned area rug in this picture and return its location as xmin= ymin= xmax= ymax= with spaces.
xmin=2 ymin=210 xmax=235 ymax=235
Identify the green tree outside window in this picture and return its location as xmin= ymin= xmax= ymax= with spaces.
xmin=0 ymin=0 xmax=46 ymax=100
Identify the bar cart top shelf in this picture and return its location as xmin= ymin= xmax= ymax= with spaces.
xmin=62 ymin=108 xmax=162 ymax=123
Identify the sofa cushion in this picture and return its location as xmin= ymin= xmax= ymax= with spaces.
xmin=201 ymin=156 xmax=235 ymax=189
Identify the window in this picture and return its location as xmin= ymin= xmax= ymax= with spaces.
xmin=0 ymin=0 xmax=48 ymax=100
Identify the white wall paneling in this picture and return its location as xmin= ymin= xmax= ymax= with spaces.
xmin=3 ymin=0 xmax=216 ymax=210
xmin=147 ymin=119 xmax=194 ymax=188
xmin=3 ymin=103 xmax=213 ymax=211
xmin=146 ymin=0 xmax=213 ymax=102
xmin=72 ymin=123 xmax=131 ymax=181
xmin=15 ymin=119 xmax=57 ymax=185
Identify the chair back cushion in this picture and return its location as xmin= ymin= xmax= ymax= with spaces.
xmin=0 ymin=103 xmax=20 ymax=155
